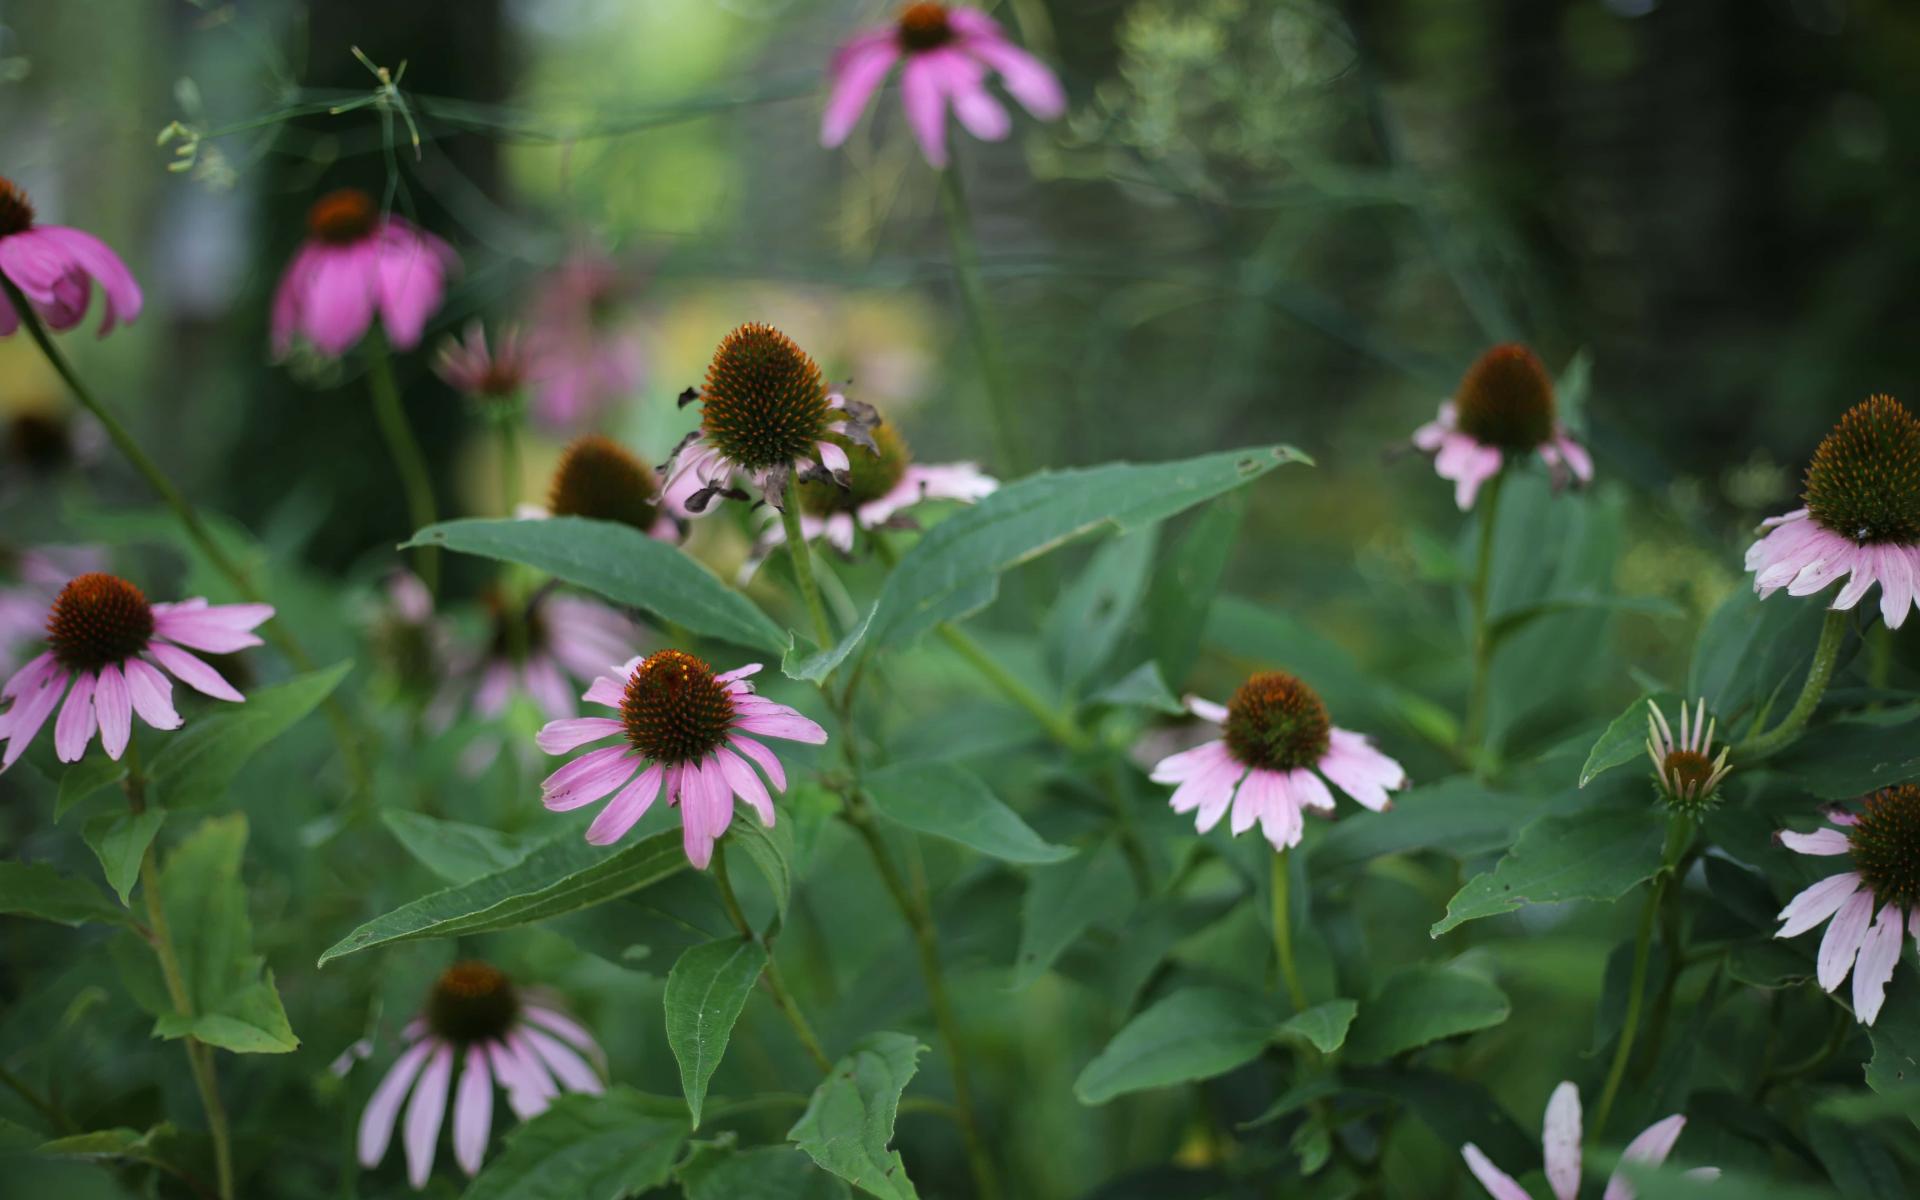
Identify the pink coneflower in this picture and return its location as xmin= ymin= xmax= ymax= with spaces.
xmin=434 ymin=321 xmax=529 ymax=407
xmin=821 ymin=3 xmax=1067 ymax=169
xmin=661 ymin=323 xmax=880 ymax=512
xmin=0 ymin=573 xmax=272 ymax=772
xmin=1147 ymin=672 xmax=1407 ymax=852
xmin=516 ymin=435 xmax=681 ymax=542
xmin=271 ymin=188 xmax=457 ymax=358
xmin=356 ymin=961 xmax=604 ymax=1189
xmin=1462 ymin=1081 xmax=1717 ymax=1200
xmin=524 ymin=254 xmax=645 ymax=431
xmin=745 ymin=420 xmax=996 ymax=576
xmin=1411 ymin=344 xmax=1593 ymax=510
xmin=536 ymin=650 xmax=827 ymax=868
xmin=1774 ymin=786 xmax=1920 ymax=1026
xmin=1645 ymin=698 xmax=1731 ymax=813
xmin=432 ymin=589 xmax=639 ymax=729
xmin=1746 ymin=395 xmax=1920 ymax=630
xmin=0 ymin=546 xmax=105 ymax=676
xmin=0 ymin=177 xmax=142 ymax=336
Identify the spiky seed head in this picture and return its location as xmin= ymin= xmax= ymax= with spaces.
xmin=699 ymin=324 xmax=833 ymax=473
xmin=1802 ymin=395 xmax=1920 ymax=546
xmin=46 ymin=574 xmax=154 ymax=672
xmin=1453 ymin=344 xmax=1557 ymax=450
xmin=1224 ymin=671 xmax=1331 ymax=772
xmin=620 ymin=649 xmax=736 ymax=765
xmin=548 ymin=435 xmax=662 ymax=533
xmin=425 ymin=961 xmax=519 ymax=1044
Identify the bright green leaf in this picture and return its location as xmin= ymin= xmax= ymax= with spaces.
xmin=319 ymin=828 xmax=685 ymax=965
xmin=1580 ymin=693 xmax=1676 ymax=788
xmin=1431 ymin=806 xmax=1667 ymax=937
xmin=408 ymin=517 xmax=786 ymax=654
xmin=865 ymin=763 xmax=1073 ymax=864
xmin=664 ymin=937 xmax=768 ymax=1128
xmin=462 ymin=1088 xmax=686 ymax=1200
xmin=82 ymin=808 xmax=165 ymax=906
xmin=788 ymin=1033 xmax=925 ymax=1200
xmin=1344 ymin=966 xmax=1509 ymax=1062
xmin=1279 ymin=999 xmax=1358 ymax=1055
xmin=1074 ymin=987 xmax=1277 ymax=1104
xmin=148 ymin=662 xmax=350 ymax=808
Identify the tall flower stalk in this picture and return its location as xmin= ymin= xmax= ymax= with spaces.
xmin=367 ymin=336 xmax=440 ymax=593
xmin=938 ymin=166 xmax=1025 ymax=479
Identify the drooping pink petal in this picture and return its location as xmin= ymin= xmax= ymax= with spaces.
xmin=715 ymin=744 xmax=776 ymax=826
xmin=1150 ymin=737 xmax=1234 ymax=784
xmin=451 ymin=1045 xmax=494 ymax=1176
xmin=1287 ymin=768 xmax=1336 ymax=814
xmin=1316 ymin=729 xmax=1406 ymax=812
xmin=1851 ymin=902 xmax=1905 ymax=1025
xmin=93 ymin=664 xmax=132 ymax=760
xmin=0 ymin=654 xmax=69 ymax=771
xmin=1776 ymin=872 xmax=1863 ymax=939
xmin=1600 ymin=1114 xmax=1686 ymax=1200
xmin=147 ymin=643 xmax=244 ymax=702
xmin=542 ymin=745 xmax=641 ymax=812
xmin=403 ymin=1041 xmax=455 ymax=1189
xmin=473 ymin=661 xmax=515 ymax=719
xmin=537 ymin=717 xmax=624 ymax=755
xmin=728 ymin=734 xmax=788 ymax=792
xmin=1779 ymin=828 xmax=1852 ymax=856
xmin=521 ymin=656 xmax=576 ymax=723
xmin=1817 ymin=890 xmax=1876 ymax=992
xmin=53 ymin=669 xmax=99 ymax=762
xmin=151 ymin=602 xmax=273 ymax=653
xmin=966 ymin=37 xmax=1066 ymax=120
xmin=947 ymin=66 xmax=1012 ymax=141
xmin=374 ymin=228 xmax=454 ymax=350
xmin=1541 ymin=1082 xmax=1583 ymax=1200
xmin=487 ymin=1038 xmax=552 ymax=1120
xmin=302 ymin=245 xmax=379 ymax=356
xmin=733 ymin=702 xmax=829 ymax=744
xmin=1254 ymin=770 xmax=1305 ymax=851
xmin=821 ymin=36 xmax=901 ymax=147
xmin=715 ymin=663 xmax=763 ymax=685
xmin=1166 ymin=744 xmax=1244 ymax=826
xmin=357 ymin=1038 xmax=435 ymax=1167
xmin=36 ymin=227 xmax=143 ymax=334
xmin=584 ymin=761 xmax=663 ymax=844
xmin=816 ymin=439 xmax=852 ymax=475
xmin=522 ymin=1006 xmax=601 ymax=1058
xmin=1832 ymin=548 xmax=1883 ymax=612
xmin=699 ymin=754 xmax=736 ymax=843
xmin=1461 ymin=1144 xmax=1533 ymax=1200
xmin=521 ymin=1026 xmax=603 ymax=1095
xmin=898 ymin=55 xmax=951 ymax=168
xmin=1876 ymin=543 xmax=1916 ymax=629
xmin=122 ymin=657 xmax=181 ymax=731
xmin=584 ymin=674 xmax=627 ymax=708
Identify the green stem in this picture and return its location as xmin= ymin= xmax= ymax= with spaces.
xmin=6 ymin=279 xmax=370 ymax=797
xmin=712 ymin=845 xmax=832 ymax=1073
xmin=780 ymin=480 xmax=835 ymax=647
xmin=937 ymin=166 xmax=1024 ymax=478
xmin=1735 ymin=608 xmax=1849 ymax=760
xmin=936 ymin=624 xmax=1089 ymax=752
xmin=1463 ymin=470 xmax=1504 ymax=763
xmin=495 ymin=417 xmax=522 ymax=515
xmin=366 ymin=337 xmax=439 ymax=594
xmin=844 ymin=801 xmax=999 ymax=1200
xmin=1270 ymin=850 xmax=1308 ymax=1013
xmin=1592 ymin=815 xmax=1690 ymax=1135
xmin=125 ymin=750 xmax=234 ymax=1200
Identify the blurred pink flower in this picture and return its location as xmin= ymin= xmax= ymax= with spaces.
xmin=271 ymin=188 xmax=457 ymax=358
xmin=537 ymin=651 xmax=826 ymax=868
xmin=431 ymin=590 xmax=639 ymax=731
xmin=821 ymin=2 xmax=1067 ymax=168
xmin=0 ymin=177 xmax=142 ymax=336
xmin=0 ymin=573 xmax=272 ymax=772
xmin=1411 ymin=344 xmax=1591 ymax=510
xmin=524 ymin=255 xmax=645 ymax=431
xmin=434 ymin=321 xmax=530 ymax=404
xmin=1745 ymin=395 xmax=1920 ymax=630
xmin=356 ymin=962 xmax=603 ymax=1188
xmin=1147 ymin=673 xmax=1406 ymax=852
xmin=1462 ymin=1081 xmax=1716 ymax=1200
xmin=1774 ymin=789 xmax=1920 ymax=1026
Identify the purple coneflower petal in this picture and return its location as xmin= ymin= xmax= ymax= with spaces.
xmin=1542 ymin=1081 xmax=1582 ymax=1200
xmin=523 ymin=1006 xmax=601 ymax=1057
xmin=122 ymin=657 xmax=181 ymax=730
xmin=452 ymin=1045 xmax=494 ymax=1176
xmin=715 ymin=745 xmax=776 ymax=826
xmin=1251 ymin=771 xmax=1304 ymax=851
xmin=151 ymin=602 xmax=273 ymax=653
xmin=403 ymin=1041 xmax=455 ymax=1189
xmin=1852 ymin=902 xmax=1905 ymax=1025
xmin=1776 ymin=872 xmax=1862 ymax=938
xmin=357 ymin=1038 xmax=436 ymax=1168
xmin=821 ymin=35 xmax=900 ymax=147
xmin=1780 ymin=828 xmax=1851 ymax=856
xmin=487 ymin=1038 xmax=551 ymax=1120
xmin=816 ymin=439 xmax=851 ymax=475
xmin=1461 ymin=1144 xmax=1532 ymax=1200
xmin=1601 ymin=1113 xmax=1686 ymax=1200
xmin=734 ymin=703 xmax=829 ymax=744
xmin=0 ymin=654 xmax=69 ymax=771
xmin=522 ymin=1026 xmax=603 ymax=1095
xmin=898 ymin=55 xmax=950 ymax=168
xmin=585 ymin=761 xmax=663 ymax=845
xmin=148 ymin=643 xmax=244 ymax=702
xmin=948 ymin=67 xmax=1011 ymax=141
xmin=728 ymin=734 xmax=787 ymax=792
xmin=1288 ymin=768 xmax=1336 ymax=814
xmin=94 ymin=665 xmax=132 ymax=759
xmin=1817 ymin=890 xmax=1876 ymax=992
xmin=521 ymin=655 xmax=576 ymax=723
xmin=542 ymin=745 xmax=639 ymax=812
xmin=53 ymin=669 xmax=98 ymax=762
xmin=537 ymin=717 xmax=624 ymax=755
xmin=716 ymin=663 xmax=763 ymax=685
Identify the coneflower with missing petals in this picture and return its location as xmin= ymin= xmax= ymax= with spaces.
xmin=1147 ymin=672 xmax=1407 ymax=851
xmin=660 ymin=323 xmax=880 ymax=512
xmin=1774 ymin=786 xmax=1920 ymax=1025
xmin=1646 ymin=698 xmax=1731 ymax=814
xmin=0 ymin=176 xmax=142 ymax=336
xmin=1747 ymin=395 xmax=1920 ymax=629
xmin=434 ymin=321 xmax=530 ymax=409
xmin=1461 ymin=1080 xmax=1717 ymax=1199
xmin=1410 ymin=344 xmax=1592 ymax=510
xmin=536 ymin=651 xmax=827 ymax=867
xmin=355 ymin=961 xmax=604 ymax=1188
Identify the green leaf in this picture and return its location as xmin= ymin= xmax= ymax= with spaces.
xmin=462 ymin=1088 xmax=687 ymax=1200
xmin=36 ymin=1123 xmax=176 ymax=1166
xmin=408 ymin=517 xmax=786 ymax=654
xmin=792 ymin=446 xmax=1305 ymax=681
xmin=1043 ymin=525 xmax=1158 ymax=693
xmin=1310 ymin=776 xmax=1536 ymax=875
xmin=1776 ymin=715 xmax=1920 ymax=800
xmin=1279 ymin=999 xmax=1358 ymax=1055
xmin=0 ymin=861 xmax=132 ymax=927
xmin=1074 ymin=987 xmax=1278 ymax=1104
xmin=1431 ymin=805 xmax=1668 ymax=937
xmin=382 ymin=810 xmax=538 ymax=885
xmin=1148 ymin=493 xmax=1246 ymax=687
xmin=1344 ymin=966 xmax=1510 ymax=1062
xmin=81 ymin=808 xmax=165 ymax=906
xmin=1344 ymin=1067 xmax=1535 ymax=1167
xmin=148 ymin=662 xmax=350 ymax=808
xmin=1866 ymin=973 xmax=1920 ymax=1107
xmin=1580 ymin=693 xmax=1676 ymax=788
xmin=679 ymin=1141 xmax=851 ymax=1199
xmin=155 ymin=814 xmax=297 ymax=1053
xmin=319 ymin=828 xmax=685 ymax=965
xmin=55 ymin=756 xmax=128 ymax=821
xmin=1688 ymin=582 xmax=1828 ymax=727
xmin=728 ymin=816 xmax=793 ymax=924
xmin=664 ymin=937 xmax=768 ymax=1128
xmin=865 ymin=763 xmax=1073 ymax=864
xmin=1090 ymin=660 xmax=1186 ymax=714
xmin=1486 ymin=594 xmax=1684 ymax=647
xmin=1807 ymin=1113 xmax=1908 ymax=1200
xmin=1012 ymin=840 xmax=1138 ymax=988
xmin=788 ymin=1032 xmax=925 ymax=1200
